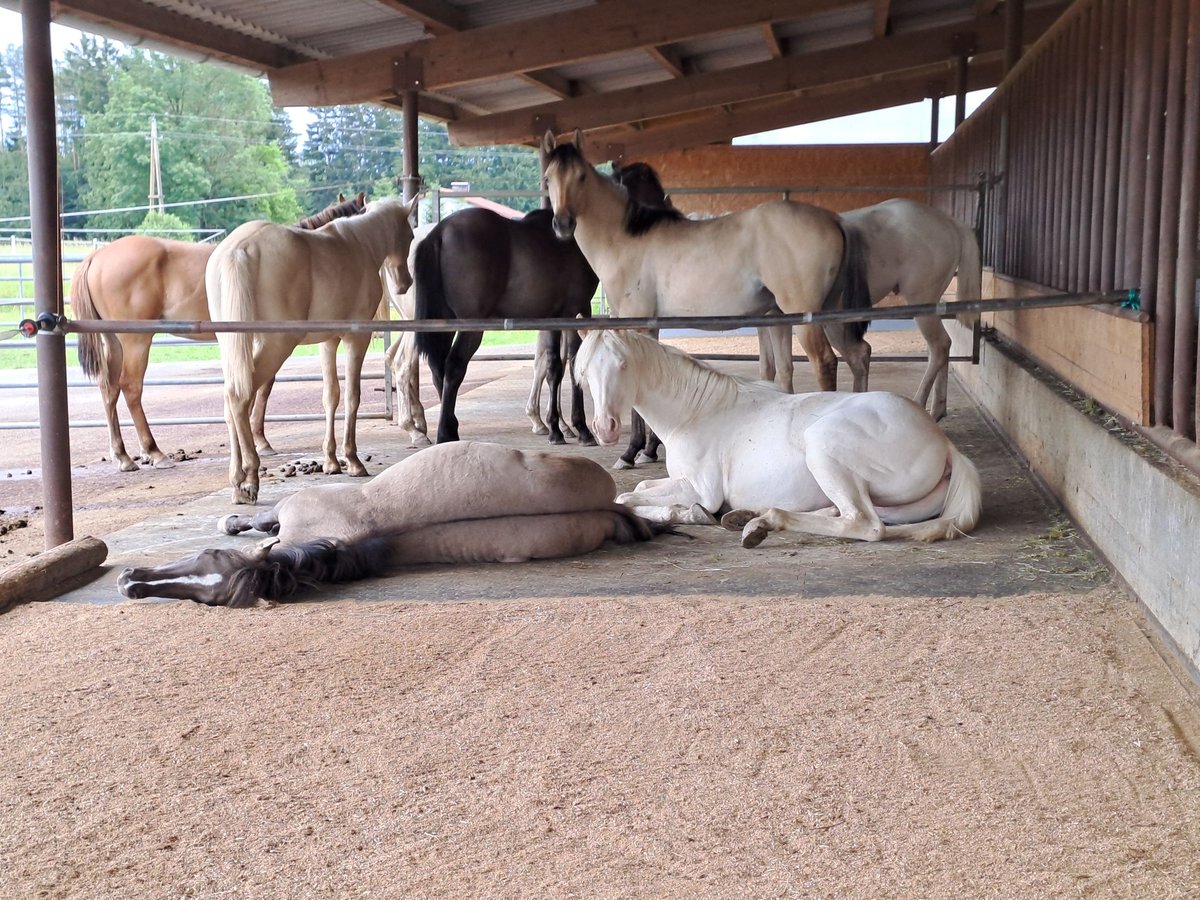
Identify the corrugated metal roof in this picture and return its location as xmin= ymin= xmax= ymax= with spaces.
xmin=7 ymin=0 xmax=1069 ymax=154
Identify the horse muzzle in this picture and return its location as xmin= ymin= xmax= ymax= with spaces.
xmin=592 ymin=413 xmax=621 ymax=445
xmin=552 ymin=214 xmax=576 ymax=240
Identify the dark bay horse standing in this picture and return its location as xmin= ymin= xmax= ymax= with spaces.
xmin=414 ymin=207 xmax=599 ymax=445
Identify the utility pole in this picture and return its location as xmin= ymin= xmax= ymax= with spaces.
xmin=147 ymin=114 xmax=164 ymax=213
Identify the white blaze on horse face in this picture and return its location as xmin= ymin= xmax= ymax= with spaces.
xmin=579 ymin=334 xmax=629 ymax=445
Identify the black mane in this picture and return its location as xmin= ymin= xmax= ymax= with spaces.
xmin=623 ymin=202 xmax=685 ymax=237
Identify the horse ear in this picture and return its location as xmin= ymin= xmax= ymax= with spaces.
xmin=542 ymin=129 xmax=557 ymax=155
xmin=573 ymin=128 xmax=584 ymax=149
xmin=338 ymin=192 xmax=346 ymax=202
xmin=404 ymin=194 xmax=420 ymax=220
xmin=357 ymin=191 xmax=366 ymax=205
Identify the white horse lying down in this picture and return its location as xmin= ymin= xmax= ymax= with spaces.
xmin=117 ymin=441 xmax=660 ymax=607
xmin=576 ymin=330 xmax=982 ymax=546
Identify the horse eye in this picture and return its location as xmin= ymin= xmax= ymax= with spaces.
xmin=577 ymin=172 xmax=586 ymax=184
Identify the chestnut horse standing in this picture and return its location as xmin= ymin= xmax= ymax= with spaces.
xmin=70 ymin=193 xmax=366 ymax=471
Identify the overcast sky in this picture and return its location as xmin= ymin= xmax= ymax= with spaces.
xmin=0 ymin=7 xmax=989 ymax=145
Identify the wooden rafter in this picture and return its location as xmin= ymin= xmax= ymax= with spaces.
xmin=762 ymin=23 xmax=785 ymax=58
xmin=447 ymin=5 xmax=1062 ymax=147
xmin=51 ymin=0 xmax=305 ymax=69
xmin=373 ymin=0 xmax=465 ymax=34
xmin=269 ymin=0 xmax=868 ymax=106
xmin=646 ymin=45 xmax=688 ymax=78
xmin=872 ymin=0 xmax=891 ymax=37
xmin=580 ymin=56 xmax=1005 ymax=161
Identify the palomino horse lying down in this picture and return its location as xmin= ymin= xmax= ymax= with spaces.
xmin=576 ymin=330 xmax=982 ymax=546
xmin=117 ymin=441 xmax=661 ymax=607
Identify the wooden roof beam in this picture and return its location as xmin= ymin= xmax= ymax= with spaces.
xmin=872 ymin=0 xmax=891 ymax=37
xmin=269 ymin=0 xmax=867 ymax=106
xmin=581 ymin=56 xmax=1004 ymax=161
xmin=762 ymin=24 xmax=785 ymax=58
xmin=646 ymin=45 xmax=689 ymax=78
xmin=447 ymin=5 xmax=1063 ymax=146
xmin=53 ymin=0 xmax=305 ymax=69
xmin=373 ymin=0 xmax=465 ymax=34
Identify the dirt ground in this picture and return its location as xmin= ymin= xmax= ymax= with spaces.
xmin=2 ymin=333 xmax=1200 ymax=897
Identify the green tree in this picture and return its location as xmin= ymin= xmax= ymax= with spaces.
xmin=79 ymin=51 xmax=301 ymax=235
xmin=134 ymin=210 xmax=193 ymax=240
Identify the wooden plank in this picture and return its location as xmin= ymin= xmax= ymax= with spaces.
xmin=269 ymin=0 xmax=863 ymax=106
xmin=988 ymin=272 xmax=1150 ymax=424
xmin=374 ymin=0 xmax=465 ymax=34
xmin=448 ymin=7 xmax=1063 ymax=147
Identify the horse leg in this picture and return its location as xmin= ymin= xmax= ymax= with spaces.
xmin=117 ymin=333 xmax=174 ymax=469
xmin=339 ymin=333 xmax=372 ymax=476
xmin=559 ymin=331 xmax=578 ymax=440
xmin=217 ymin=506 xmax=282 ymax=536
xmin=544 ymin=330 xmax=568 ymax=445
xmin=565 ymin=330 xmax=596 ymax=446
xmin=251 ymin=377 xmax=276 ymax=454
xmin=615 ymin=410 xmax=648 ymax=469
xmin=797 ymin=324 xmax=839 ymax=391
xmin=763 ymin=323 xmax=794 ymax=392
xmin=435 ymin=331 xmax=483 ymax=443
xmin=319 ymin=339 xmax=344 ymax=474
xmin=228 ymin=340 xmax=294 ymax=504
xmin=99 ymin=334 xmax=138 ymax=472
xmin=757 ymin=327 xmax=776 ymax=382
xmin=636 ymin=430 xmax=662 ymax=464
xmin=615 ymin=475 xmax=718 ymax=525
xmin=389 ymin=332 xmax=431 ymax=447
xmin=526 ymin=330 xmax=553 ymax=435
xmin=738 ymin=452 xmax=885 ymax=548
xmin=822 ymin=323 xmax=872 ymax=393
xmin=914 ymin=314 xmax=953 ymax=421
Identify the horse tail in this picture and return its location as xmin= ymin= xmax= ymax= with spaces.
xmin=224 ymin=536 xmax=392 ymax=608
xmin=955 ymin=220 xmax=982 ymax=328
xmin=214 ymin=247 xmax=256 ymax=401
xmin=413 ymin=231 xmax=453 ymax=364
xmin=941 ymin=444 xmax=982 ymax=534
xmin=825 ymin=220 xmax=872 ymax=343
xmin=70 ymin=253 xmax=107 ymax=384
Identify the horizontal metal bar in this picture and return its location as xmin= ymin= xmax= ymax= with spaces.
xmin=58 ymin=290 xmax=1136 ymax=336
xmin=0 ymin=411 xmax=393 ymax=431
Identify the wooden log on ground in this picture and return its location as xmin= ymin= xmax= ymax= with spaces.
xmin=0 ymin=536 xmax=108 ymax=612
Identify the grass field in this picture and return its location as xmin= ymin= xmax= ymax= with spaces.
xmin=0 ymin=240 xmax=584 ymax=370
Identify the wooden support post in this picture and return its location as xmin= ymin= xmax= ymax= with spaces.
xmin=22 ymin=0 xmax=73 ymax=549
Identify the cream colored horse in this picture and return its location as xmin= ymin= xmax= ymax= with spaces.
xmin=542 ymin=132 xmax=870 ymax=395
xmin=760 ymin=198 xmax=982 ymax=420
xmin=207 ymin=196 xmax=417 ymax=504
xmin=577 ymin=330 xmax=981 ymax=546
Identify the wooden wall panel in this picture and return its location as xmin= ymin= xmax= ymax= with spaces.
xmin=983 ymin=271 xmax=1151 ymax=424
xmin=637 ymin=144 xmax=932 ymax=215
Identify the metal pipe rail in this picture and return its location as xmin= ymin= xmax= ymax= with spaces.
xmin=53 ymin=290 xmax=1139 ymax=338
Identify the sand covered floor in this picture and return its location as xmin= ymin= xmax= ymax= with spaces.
xmin=2 ymin=588 xmax=1199 ymax=898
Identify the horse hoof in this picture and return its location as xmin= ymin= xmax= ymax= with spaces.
xmin=347 ymin=464 xmax=369 ymax=477
xmin=688 ymin=504 xmax=718 ymax=526
xmin=530 ymin=423 xmax=549 ymax=436
xmin=612 ymin=459 xmax=634 ymax=470
xmin=118 ymin=459 xmax=139 ymax=473
xmin=409 ymin=433 xmax=433 ymax=448
xmin=549 ymin=434 xmax=567 ymax=446
xmin=323 ymin=463 xmax=343 ymax=475
xmin=233 ymin=489 xmax=257 ymax=505
xmin=634 ymin=451 xmax=659 ymax=465
xmin=217 ymin=514 xmax=242 ymax=535
xmin=579 ymin=436 xmax=598 ymax=448
xmin=721 ymin=509 xmax=757 ymax=531
xmin=741 ymin=522 xmax=769 ymax=549
xmin=152 ymin=458 xmax=176 ymax=470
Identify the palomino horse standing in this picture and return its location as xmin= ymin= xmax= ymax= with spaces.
xmin=758 ymin=198 xmax=981 ymax=421
xmin=542 ymin=133 xmax=872 ymax=468
xmin=413 ymin=206 xmax=598 ymax=445
xmin=70 ymin=193 xmax=367 ymax=471
xmin=207 ymin=195 xmax=417 ymax=504
xmin=116 ymin=441 xmax=661 ymax=607
xmin=577 ymin=330 xmax=981 ymax=545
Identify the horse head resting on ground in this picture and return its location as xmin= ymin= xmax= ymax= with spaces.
xmin=117 ymin=441 xmax=665 ymax=607
xmin=206 ymin=195 xmax=418 ymax=504
xmin=575 ymin=329 xmax=982 ymax=546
